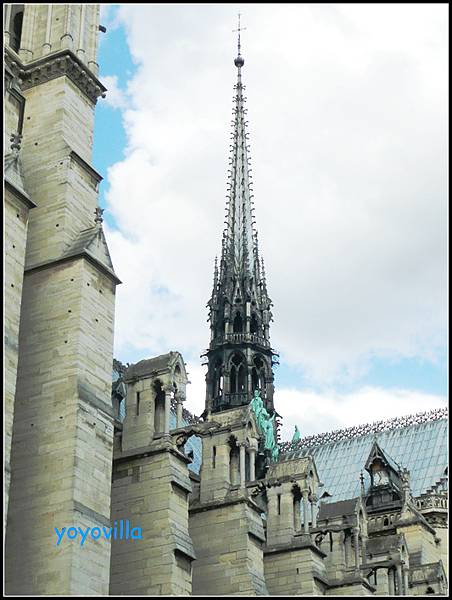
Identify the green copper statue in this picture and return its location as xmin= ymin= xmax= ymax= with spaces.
xmin=292 ymin=425 xmax=301 ymax=443
xmin=249 ymin=390 xmax=279 ymax=462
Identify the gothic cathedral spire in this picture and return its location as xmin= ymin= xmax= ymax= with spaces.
xmin=204 ymin=29 xmax=277 ymax=415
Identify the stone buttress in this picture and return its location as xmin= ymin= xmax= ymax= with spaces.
xmin=4 ymin=5 xmax=119 ymax=595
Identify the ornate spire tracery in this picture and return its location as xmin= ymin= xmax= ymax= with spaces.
xmin=204 ymin=24 xmax=277 ymax=415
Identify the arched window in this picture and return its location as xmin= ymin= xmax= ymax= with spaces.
xmin=237 ymin=364 xmax=246 ymax=393
xmin=250 ymin=313 xmax=259 ymax=334
xmin=251 ymin=367 xmax=259 ymax=392
xmin=213 ymin=359 xmax=222 ymax=397
xmin=252 ymin=355 xmax=266 ymax=394
xmin=233 ymin=312 xmax=243 ymax=333
xmin=230 ymin=366 xmax=236 ymax=393
xmin=426 ymin=587 xmax=435 ymax=594
xmin=228 ymin=436 xmax=239 ymax=485
xmin=153 ymin=380 xmax=165 ymax=433
xmin=230 ymin=353 xmax=246 ymax=394
xmin=9 ymin=5 xmax=24 ymax=53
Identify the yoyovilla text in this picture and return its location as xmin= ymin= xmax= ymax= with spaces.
xmin=55 ymin=520 xmax=142 ymax=546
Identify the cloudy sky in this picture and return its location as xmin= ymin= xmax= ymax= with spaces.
xmin=93 ymin=4 xmax=447 ymax=441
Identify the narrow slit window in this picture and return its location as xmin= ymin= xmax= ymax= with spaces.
xmin=277 ymin=494 xmax=281 ymax=515
xmin=213 ymin=446 xmax=216 ymax=469
xmin=136 ymin=391 xmax=140 ymax=416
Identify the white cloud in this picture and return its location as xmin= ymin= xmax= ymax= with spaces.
xmin=101 ymin=75 xmax=128 ymax=110
xmin=274 ymin=386 xmax=447 ymax=442
xmin=101 ymin=5 xmax=447 ymax=393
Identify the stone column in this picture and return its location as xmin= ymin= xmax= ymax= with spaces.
xmin=87 ymin=4 xmax=100 ymax=76
xmin=302 ymin=489 xmax=310 ymax=533
xmin=247 ymin=366 xmax=253 ymax=394
xmin=76 ymin=4 xmax=87 ymax=60
xmin=402 ymin=565 xmax=409 ymax=596
xmin=344 ymin=532 xmax=351 ymax=567
xmin=245 ymin=301 xmax=251 ymax=334
xmin=222 ymin=369 xmax=230 ymax=410
xmin=396 ymin=564 xmax=403 ymax=595
xmin=310 ymin=495 xmax=317 ymax=528
xmin=293 ymin=497 xmax=301 ymax=531
xmin=239 ymin=443 xmax=246 ymax=488
xmin=164 ymin=385 xmax=172 ymax=435
xmin=388 ymin=568 xmax=395 ymax=596
xmin=248 ymin=447 xmax=256 ymax=481
xmin=42 ymin=5 xmax=53 ymax=55
xmin=4 ymin=4 xmax=11 ymax=46
xmin=376 ymin=568 xmax=390 ymax=595
xmin=361 ymin=535 xmax=367 ymax=565
xmin=19 ymin=4 xmax=36 ymax=61
xmin=353 ymin=528 xmax=360 ymax=572
xmin=176 ymin=393 xmax=184 ymax=429
xmin=60 ymin=5 xmax=74 ymax=50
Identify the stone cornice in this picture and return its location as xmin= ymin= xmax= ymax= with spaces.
xmin=24 ymin=249 xmax=122 ymax=286
xmin=113 ymin=441 xmax=191 ymax=466
xmin=328 ymin=574 xmax=375 ymax=593
xmin=264 ymin=537 xmax=327 ymax=559
xmin=5 ymin=179 xmax=36 ymax=210
xmin=70 ymin=150 xmax=103 ymax=184
xmin=5 ymin=46 xmax=107 ymax=105
xmin=189 ymin=493 xmax=262 ymax=517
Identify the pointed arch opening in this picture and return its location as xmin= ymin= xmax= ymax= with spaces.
xmin=233 ymin=312 xmax=243 ymax=333
xmin=250 ymin=313 xmax=259 ymax=334
xmin=153 ymin=380 xmax=165 ymax=433
xmin=229 ymin=353 xmax=247 ymax=403
xmin=252 ymin=355 xmax=266 ymax=397
xmin=9 ymin=5 xmax=24 ymax=53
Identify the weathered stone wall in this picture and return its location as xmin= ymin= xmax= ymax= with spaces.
xmin=190 ymin=498 xmax=268 ymax=595
xmin=4 ymin=188 xmax=30 ymax=513
xmin=5 ymin=258 xmax=115 ymax=594
xmin=398 ymin=522 xmax=441 ymax=567
xmin=264 ymin=543 xmax=327 ymax=596
xmin=19 ymin=77 xmax=99 ymax=269
xmin=122 ymin=379 xmax=156 ymax=451
xmin=328 ymin=581 xmax=374 ymax=596
xmin=110 ymin=443 xmax=194 ymax=595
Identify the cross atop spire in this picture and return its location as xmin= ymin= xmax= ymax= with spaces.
xmin=233 ymin=13 xmax=246 ymax=66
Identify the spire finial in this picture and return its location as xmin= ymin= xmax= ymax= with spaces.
xmin=360 ymin=471 xmax=365 ymax=496
xmin=233 ymin=13 xmax=246 ymax=68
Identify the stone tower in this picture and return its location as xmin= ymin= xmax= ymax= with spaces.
xmin=4 ymin=4 xmax=119 ymax=595
xmin=204 ymin=29 xmax=277 ymax=416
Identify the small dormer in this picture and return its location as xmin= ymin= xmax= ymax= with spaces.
xmin=364 ymin=440 xmax=403 ymax=510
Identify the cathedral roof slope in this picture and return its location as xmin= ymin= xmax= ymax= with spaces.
xmin=281 ymin=409 xmax=448 ymax=502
